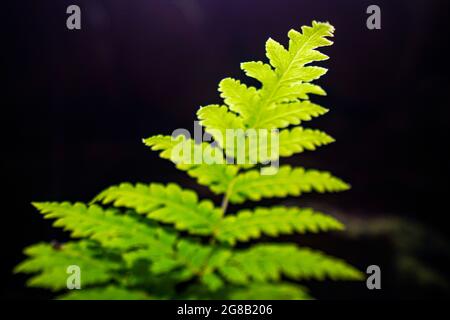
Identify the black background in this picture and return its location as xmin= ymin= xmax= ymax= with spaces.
xmin=3 ymin=0 xmax=450 ymax=299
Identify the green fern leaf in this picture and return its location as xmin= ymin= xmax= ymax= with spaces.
xmin=197 ymin=105 xmax=244 ymax=133
xmin=32 ymin=202 xmax=174 ymax=250
xmin=240 ymin=61 xmax=276 ymax=89
xmin=14 ymin=241 xmax=120 ymax=291
xmin=186 ymin=164 xmax=238 ymax=194
xmin=256 ymin=101 xmax=328 ymax=129
xmin=218 ymin=78 xmax=260 ymax=119
xmin=144 ymin=134 xmax=239 ymax=192
xmin=144 ymin=134 xmax=224 ymax=166
xmin=278 ymin=127 xmax=334 ymax=156
xmin=124 ymin=240 xmax=232 ymax=286
xmin=197 ymin=104 xmax=246 ymax=152
xmin=239 ymin=21 xmax=334 ymax=128
xmin=142 ymin=134 xmax=182 ymax=160
xmin=95 ymin=183 xmax=222 ymax=235
xmin=219 ymin=244 xmax=363 ymax=284
xmin=215 ymin=206 xmax=344 ymax=245
xmin=243 ymin=127 xmax=334 ymax=159
xmin=229 ymin=165 xmax=350 ymax=203
xmin=15 ymin=21 xmax=363 ymax=300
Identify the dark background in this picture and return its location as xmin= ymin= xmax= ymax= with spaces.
xmin=3 ymin=0 xmax=450 ymax=299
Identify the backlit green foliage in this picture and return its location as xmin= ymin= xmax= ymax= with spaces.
xmin=15 ymin=21 xmax=362 ymax=300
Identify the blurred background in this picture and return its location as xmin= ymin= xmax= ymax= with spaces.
xmin=3 ymin=0 xmax=450 ymax=299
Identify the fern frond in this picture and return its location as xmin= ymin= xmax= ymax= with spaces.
xmin=33 ymin=202 xmax=180 ymax=277
xmin=218 ymin=78 xmax=260 ymax=119
xmin=144 ymin=135 xmax=240 ymax=192
xmin=197 ymin=104 xmax=246 ymax=155
xmin=175 ymin=240 xmax=217 ymax=274
xmin=14 ymin=241 xmax=120 ymax=291
xmin=122 ymin=248 xmax=179 ymax=274
xmin=256 ymin=101 xmax=328 ymax=129
xmin=240 ymin=61 xmax=276 ymax=90
xmin=197 ymin=105 xmax=244 ymax=134
xmin=123 ymin=239 xmax=232 ymax=283
xmin=229 ymin=165 xmax=350 ymax=203
xmin=239 ymin=21 xmax=334 ymax=128
xmin=32 ymin=202 xmax=175 ymax=250
xmin=186 ymin=164 xmax=238 ymax=194
xmin=243 ymin=127 xmax=334 ymax=159
xmin=58 ymin=286 xmax=152 ymax=300
xmin=195 ymin=21 xmax=335 ymax=167
xmin=219 ymin=244 xmax=363 ymax=284
xmin=16 ymin=21 xmax=363 ymax=300
xmin=215 ymin=206 xmax=344 ymax=245
xmin=94 ymin=183 xmax=222 ymax=235
xmin=142 ymin=134 xmax=182 ymax=160
xmin=278 ymin=127 xmax=334 ymax=156
xmin=122 ymin=242 xmax=209 ymax=278
xmin=144 ymin=134 xmax=224 ymax=166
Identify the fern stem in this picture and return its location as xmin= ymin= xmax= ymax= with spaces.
xmin=221 ymin=191 xmax=230 ymax=214
xmin=221 ymin=167 xmax=239 ymax=214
